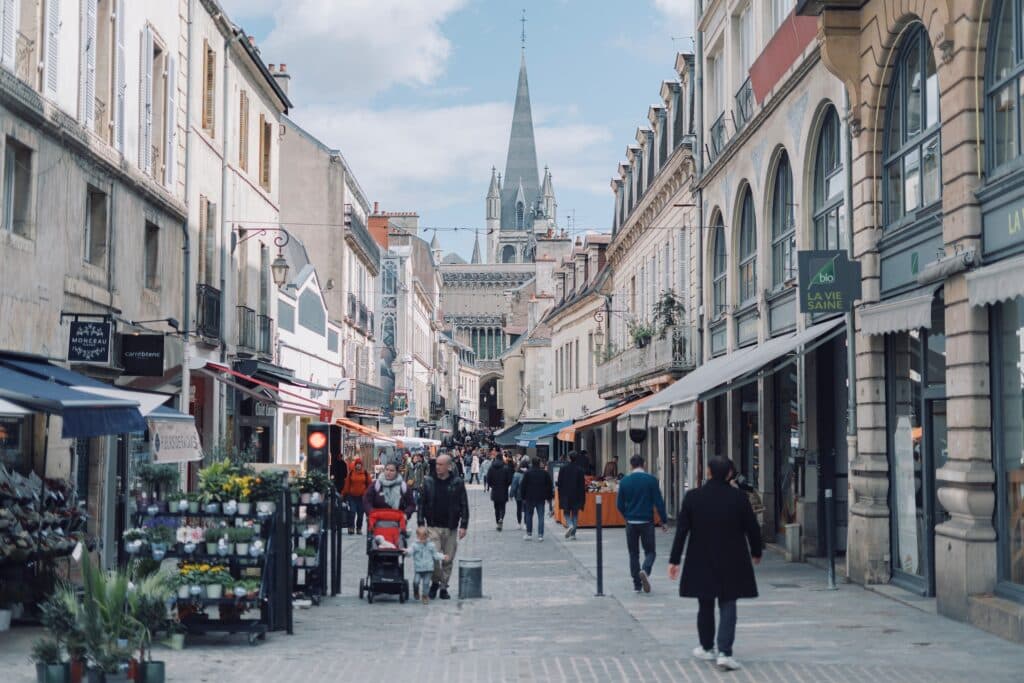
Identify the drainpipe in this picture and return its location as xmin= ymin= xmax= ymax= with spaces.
xmin=842 ymin=90 xmax=858 ymax=584
xmin=218 ymin=31 xmax=232 ymax=365
xmin=694 ymin=0 xmax=706 ymax=476
xmin=179 ymin=0 xmax=195 ymax=415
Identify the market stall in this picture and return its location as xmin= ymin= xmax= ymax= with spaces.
xmin=554 ymin=479 xmax=627 ymax=528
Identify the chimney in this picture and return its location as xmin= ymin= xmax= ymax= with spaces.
xmin=272 ymin=62 xmax=290 ymax=96
xmin=373 ymin=201 xmax=379 ymax=214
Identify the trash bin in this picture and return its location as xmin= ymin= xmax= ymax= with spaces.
xmin=458 ymin=558 xmax=483 ymax=599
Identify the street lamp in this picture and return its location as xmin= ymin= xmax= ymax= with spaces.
xmin=593 ymin=322 xmax=605 ymax=357
xmin=271 ymin=253 xmax=289 ymax=288
xmin=232 ymin=226 xmax=291 ymax=288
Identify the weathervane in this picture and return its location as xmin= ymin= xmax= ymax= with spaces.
xmin=521 ymin=9 xmax=526 ymax=51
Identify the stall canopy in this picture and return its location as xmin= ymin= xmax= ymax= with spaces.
xmin=0 ymin=362 xmax=146 ymax=438
xmin=557 ymin=396 xmax=652 ymax=443
xmin=335 ymin=416 xmax=394 ymax=443
xmin=517 ymin=420 xmax=572 ymax=447
xmin=197 ymin=362 xmax=326 ymax=416
xmin=495 ymin=421 xmax=544 ymax=446
xmin=628 ymin=317 xmax=844 ymax=427
xmin=147 ymin=405 xmax=203 ymax=463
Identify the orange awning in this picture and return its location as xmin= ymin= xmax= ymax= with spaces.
xmin=336 ymin=416 xmax=395 ymax=443
xmin=557 ymin=395 xmax=652 ymax=443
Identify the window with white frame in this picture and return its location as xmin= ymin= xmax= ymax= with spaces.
xmin=814 ymin=107 xmax=847 ymax=249
xmin=738 ymin=189 xmax=757 ymax=304
xmin=771 ymin=152 xmax=796 ymax=286
xmin=771 ymin=0 xmax=795 ymax=33
xmin=711 ymin=213 xmax=726 ymax=317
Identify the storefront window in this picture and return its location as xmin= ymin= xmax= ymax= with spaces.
xmin=774 ymin=368 xmax=800 ymax=530
xmin=996 ymin=298 xmax=1024 ymax=586
xmin=740 ymin=383 xmax=759 ymax=489
xmin=0 ymin=416 xmax=30 ymax=472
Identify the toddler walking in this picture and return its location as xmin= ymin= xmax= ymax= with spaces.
xmin=408 ymin=525 xmax=448 ymax=604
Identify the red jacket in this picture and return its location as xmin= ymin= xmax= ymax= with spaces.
xmin=341 ymin=459 xmax=372 ymax=498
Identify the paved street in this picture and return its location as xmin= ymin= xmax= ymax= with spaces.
xmin=3 ymin=486 xmax=1023 ymax=682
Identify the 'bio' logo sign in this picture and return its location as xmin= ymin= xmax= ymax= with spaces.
xmin=810 ymin=257 xmax=837 ymax=287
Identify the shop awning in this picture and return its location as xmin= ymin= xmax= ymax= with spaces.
xmin=0 ymin=364 xmax=146 ymax=438
xmin=517 ymin=420 xmax=572 ymax=447
xmin=199 ymin=362 xmax=327 ymax=415
xmin=966 ymin=255 xmax=1024 ymax=307
xmin=0 ymin=397 xmax=30 ymax=416
xmin=495 ymin=421 xmax=544 ymax=446
xmin=557 ymin=396 xmax=652 ymax=443
xmin=234 ymin=359 xmax=332 ymax=392
xmin=628 ymin=318 xmax=845 ymax=428
xmin=70 ymin=385 xmax=171 ymax=416
xmin=335 ymin=416 xmax=395 ymax=443
xmin=858 ymin=284 xmax=941 ymax=336
xmin=147 ymin=406 xmax=203 ymax=463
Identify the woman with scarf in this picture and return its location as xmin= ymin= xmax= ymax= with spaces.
xmin=363 ymin=461 xmax=417 ymax=519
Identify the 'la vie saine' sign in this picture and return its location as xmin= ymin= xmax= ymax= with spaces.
xmin=797 ymin=250 xmax=862 ymax=314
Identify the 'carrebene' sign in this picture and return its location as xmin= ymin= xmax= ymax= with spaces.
xmin=798 ymin=250 xmax=862 ymax=314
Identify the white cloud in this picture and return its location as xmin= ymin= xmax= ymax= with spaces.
xmin=652 ymin=0 xmax=695 ymax=31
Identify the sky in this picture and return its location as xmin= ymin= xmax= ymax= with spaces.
xmin=220 ymin=0 xmax=696 ymax=261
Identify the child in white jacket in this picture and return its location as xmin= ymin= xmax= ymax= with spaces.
xmin=407 ymin=526 xmax=448 ymax=604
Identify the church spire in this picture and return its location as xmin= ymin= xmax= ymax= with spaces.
xmin=471 ymin=230 xmax=482 ymax=264
xmin=500 ymin=51 xmax=540 ymax=233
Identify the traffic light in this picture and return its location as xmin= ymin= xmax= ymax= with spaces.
xmin=306 ymin=422 xmax=330 ymax=472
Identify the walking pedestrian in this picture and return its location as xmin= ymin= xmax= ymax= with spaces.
xmin=406 ymin=526 xmax=448 ymax=604
xmin=668 ymin=456 xmax=763 ymax=672
xmin=363 ymin=462 xmax=417 ymax=518
xmin=510 ymin=456 xmax=528 ymax=529
xmin=520 ymin=457 xmax=553 ymax=542
xmin=480 ymin=452 xmax=492 ymax=491
xmin=616 ymin=455 xmax=669 ymax=593
xmin=417 ymin=454 xmax=469 ymax=600
xmin=340 ymin=457 xmax=372 ymax=534
xmin=469 ymin=452 xmax=481 ymax=484
xmin=556 ymin=452 xmax=587 ymax=539
xmin=486 ymin=454 xmax=513 ymax=531
xmin=408 ymin=452 xmax=428 ymax=503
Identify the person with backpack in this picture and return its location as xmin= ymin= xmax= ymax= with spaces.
xmin=509 ymin=457 xmax=528 ymax=529
xmin=340 ymin=457 xmax=372 ymax=534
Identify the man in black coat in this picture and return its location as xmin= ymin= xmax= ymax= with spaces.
xmin=417 ymin=454 xmax=470 ymax=600
xmin=668 ymin=456 xmax=762 ymax=672
xmin=519 ymin=457 xmax=554 ymax=541
xmin=556 ymin=452 xmax=587 ymax=539
xmin=486 ymin=457 xmax=514 ymax=532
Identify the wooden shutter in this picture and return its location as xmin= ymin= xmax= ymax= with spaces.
xmin=164 ymin=55 xmax=177 ymax=187
xmin=205 ymin=201 xmax=217 ymax=285
xmin=114 ymin=0 xmax=126 ymax=151
xmin=44 ymin=0 xmax=60 ymax=96
xmin=139 ymin=26 xmax=153 ymax=173
xmin=198 ymin=195 xmax=208 ymax=284
xmin=79 ymin=0 xmax=97 ymax=127
xmin=203 ymin=42 xmax=215 ymax=134
xmin=238 ymin=91 xmax=248 ymax=171
xmin=258 ymin=114 xmax=269 ymax=189
xmin=1 ymin=0 xmax=17 ymax=69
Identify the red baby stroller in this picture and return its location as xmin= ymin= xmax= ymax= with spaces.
xmin=358 ymin=508 xmax=410 ymax=603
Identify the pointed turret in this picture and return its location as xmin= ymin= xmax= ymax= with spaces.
xmin=500 ymin=53 xmax=541 ymax=233
xmin=471 ymin=230 xmax=482 ymax=264
xmin=430 ymin=231 xmax=442 ymax=264
xmin=540 ymin=166 xmax=556 ymax=226
xmin=486 ymin=167 xmax=501 ymax=263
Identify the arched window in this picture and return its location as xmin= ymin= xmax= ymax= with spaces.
xmin=501 ymin=245 xmax=516 ymax=263
xmin=738 ymin=189 xmax=757 ymax=303
xmin=712 ymin=213 xmax=727 ymax=317
xmin=516 ymin=202 xmax=525 ymax=229
xmin=771 ymin=153 xmax=795 ymax=286
xmin=814 ymin=107 xmax=846 ymax=249
xmin=989 ymin=0 xmax=1023 ymax=170
xmin=884 ymin=25 xmax=941 ymax=226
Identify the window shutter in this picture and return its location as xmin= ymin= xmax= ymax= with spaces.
xmin=164 ymin=55 xmax=176 ymax=187
xmin=114 ymin=0 xmax=126 ymax=151
xmin=205 ymin=201 xmax=217 ymax=284
xmin=44 ymin=0 xmax=60 ymax=96
xmin=198 ymin=195 xmax=208 ymax=284
xmin=203 ymin=42 xmax=215 ymax=133
xmin=139 ymin=26 xmax=153 ymax=173
xmin=258 ymin=114 xmax=267 ymax=187
xmin=79 ymin=0 xmax=97 ymax=127
xmin=238 ymin=91 xmax=248 ymax=171
xmin=1 ymin=0 xmax=17 ymax=69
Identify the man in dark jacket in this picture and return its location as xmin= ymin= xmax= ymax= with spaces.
xmin=556 ymin=452 xmax=587 ymax=539
xmin=668 ymin=457 xmax=762 ymax=672
xmin=616 ymin=455 xmax=668 ymax=593
xmin=486 ymin=457 xmax=514 ymax=532
xmin=417 ymin=454 xmax=470 ymax=600
xmin=519 ymin=457 xmax=553 ymax=542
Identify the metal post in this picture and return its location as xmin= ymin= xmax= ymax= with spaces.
xmin=595 ymin=494 xmax=604 ymax=597
xmin=825 ymin=484 xmax=837 ymax=590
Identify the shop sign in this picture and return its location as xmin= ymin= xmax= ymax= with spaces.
xmin=797 ymin=250 xmax=862 ymax=314
xmin=150 ymin=420 xmax=202 ymax=464
xmin=983 ymin=196 xmax=1024 ymax=255
xmin=120 ymin=334 xmax=164 ymax=376
xmin=391 ymin=391 xmax=408 ymax=414
xmin=68 ymin=321 xmax=111 ymax=364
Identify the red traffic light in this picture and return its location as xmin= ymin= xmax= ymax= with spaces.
xmin=307 ymin=431 xmax=327 ymax=450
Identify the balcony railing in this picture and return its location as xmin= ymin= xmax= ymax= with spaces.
xmin=708 ymin=112 xmax=729 ymax=163
xmin=236 ymin=306 xmax=256 ymax=352
xmin=15 ymin=32 xmax=33 ymax=83
xmin=735 ymin=77 xmax=754 ymax=130
xmin=596 ymin=324 xmax=696 ymax=394
xmin=358 ymin=303 xmax=368 ymax=332
xmin=352 ymin=380 xmax=388 ymax=411
xmin=257 ymin=314 xmax=273 ymax=356
xmin=196 ymin=284 xmax=221 ymax=340
xmin=348 ymin=292 xmax=357 ymax=322
xmin=367 ymin=310 xmax=374 ymax=338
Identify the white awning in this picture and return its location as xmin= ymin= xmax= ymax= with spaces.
xmin=857 ymin=284 xmax=941 ymax=336
xmin=0 ymin=398 xmax=30 ymax=416
xmin=71 ymin=385 xmax=170 ymax=416
xmin=966 ymin=255 xmax=1024 ymax=307
xmin=148 ymin=411 xmax=203 ymax=463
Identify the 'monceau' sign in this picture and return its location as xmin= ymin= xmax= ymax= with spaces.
xmin=798 ymin=250 xmax=862 ymax=314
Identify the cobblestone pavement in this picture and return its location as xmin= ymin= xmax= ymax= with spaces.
xmin=2 ymin=486 xmax=1023 ymax=682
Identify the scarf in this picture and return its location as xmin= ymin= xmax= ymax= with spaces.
xmin=377 ymin=475 xmax=405 ymax=509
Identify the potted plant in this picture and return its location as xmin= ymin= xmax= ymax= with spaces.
xmin=652 ymin=289 xmax=687 ymax=339
xmin=223 ymin=475 xmax=256 ymax=516
xmin=295 ymin=546 xmax=317 ymax=567
xmin=203 ymin=528 xmax=224 ymax=556
xmin=121 ymin=529 xmax=148 ymax=556
xmin=198 ymin=461 xmax=234 ymax=514
xmin=252 ymin=472 xmax=285 ymax=515
xmin=185 ymin=493 xmax=201 ymax=515
xmin=203 ymin=566 xmax=231 ymax=600
xmin=39 ymin=582 xmax=84 ymax=681
xmin=136 ymin=464 xmax=180 ymax=506
xmin=79 ymin=557 xmax=142 ymax=683
xmin=229 ymin=527 xmax=254 ymax=556
xmin=142 ymin=519 xmax=176 ymax=561
xmin=32 ymin=638 xmax=69 ymax=683
xmin=127 ymin=572 xmax=173 ymax=683
xmin=627 ymin=320 xmax=655 ymax=349
xmin=163 ymin=622 xmax=185 ymax=652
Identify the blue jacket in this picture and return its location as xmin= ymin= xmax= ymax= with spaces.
xmin=616 ymin=470 xmax=668 ymax=524
xmin=408 ymin=540 xmax=444 ymax=573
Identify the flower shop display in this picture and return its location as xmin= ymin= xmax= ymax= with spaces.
xmin=32 ymin=639 xmax=68 ymax=683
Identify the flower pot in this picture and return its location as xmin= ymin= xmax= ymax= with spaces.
xmin=233 ymin=585 xmax=247 ymax=598
xmin=203 ymin=503 xmax=220 ymax=515
xmin=235 ymin=543 xmax=249 ymax=556
xmin=36 ymin=662 xmax=69 ymax=683
xmin=139 ymin=661 xmax=165 ymax=683
xmin=255 ymin=501 xmax=275 ymax=516
xmin=146 ymin=505 xmax=159 ymax=516
xmin=150 ymin=543 xmax=167 ymax=561
xmin=290 ymin=492 xmax=299 ymax=505
xmin=299 ymin=493 xmax=312 ymax=504
xmin=189 ymin=585 xmax=203 ymax=598
xmin=187 ymin=502 xmax=200 ymax=514
xmin=294 ymin=556 xmax=304 ymax=567
xmin=222 ymin=500 xmax=238 ymax=516
xmin=177 ymin=585 xmax=190 ymax=600
xmin=165 ymin=633 xmax=185 ymax=651
xmin=205 ymin=542 xmax=218 ymax=555
xmin=125 ymin=540 xmax=142 ymax=555
xmin=236 ymin=502 xmax=252 ymax=515
xmin=176 ymin=499 xmax=189 ymax=513
xmin=0 ymin=608 xmax=11 ymax=631
xmin=310 ymin=492 xmax=322 ymax=505
xmin=206 ymin=583 xmax=223 ymax=600
xmin=306 ymin=557 xmax=318 ymax=568
xmin=182 ymin=542 xmax=196 ymax=555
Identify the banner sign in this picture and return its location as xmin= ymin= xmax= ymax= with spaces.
xmin=120 ymin=334 xmax=165 ymax=376
xmin=68 ymin=321 xmax=112 ymax=364
xmin=150 ymin=419 xmax=203 ymax=463
xmin=797 ymin=250 xmax=862 ymax=314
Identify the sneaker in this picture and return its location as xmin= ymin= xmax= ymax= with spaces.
xmin=716 ymin=655 xmax=742 ymax=671
xmin=564 ymin=526 xmax=573 ymax=539
xmin=523 ymin=534 xmax=532 ymax=541
xmin=537 ymin=536 xmax=544 ymax=542
xmin=428 ymin=582 xmax=439 ymax=599
xmin=421 ymin=595 xmax=428 ymax=605
xmin=439 ymin=588 xmax=451 ymax=600
xmin=634 ymin=587 xmax=642 ymax=593
xmin=638 ymin=570 xmax=651 ymax=593
xmin=692 ymin=646 xmax=716 ymax=661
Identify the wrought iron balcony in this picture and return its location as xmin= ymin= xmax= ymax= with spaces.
xmin=358 ymin=303 xmax=368 ymax=333
xmin=734 ymin=77 xmax=754 ymax=130
xmin=708 ymin=112 xmax=729 ymax=163
xmin=236 ymin=306 xmax=256 ymax=352
xmin=352 ymin=380 xmax=388 ymax=411
xmin=257 ymin=314 xmax=273 ymax=356
xmin=596 ymin=324 xmax=696 ymax=395
xmin=196 ymin=284 xmax=221 ymax=340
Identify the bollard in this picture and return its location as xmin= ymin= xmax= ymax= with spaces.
xmin=458 ymin=558 xmax=483 ymax=599
xmin=595 ymin=494 xmax=604 ymax=597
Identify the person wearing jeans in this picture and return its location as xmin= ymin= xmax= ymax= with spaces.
xmin=616 ymin=455 xmax=668 ymax=592
xmin=697 ymin=598 xmax=737 ymax=658
xmin=519 ymin=457 xmax=553 ymax=541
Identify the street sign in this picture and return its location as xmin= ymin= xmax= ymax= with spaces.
xmin=120 ymin=334 xmax=164 ymax=376
xmin=68 ymin=321 xmax=111 ymax=364
xmin=797 ymin=250 xmax=862 ymax=314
